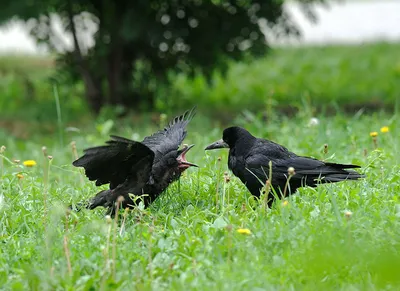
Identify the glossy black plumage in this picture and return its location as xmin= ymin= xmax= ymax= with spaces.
xmin=72 ymin=107 xmax=197 ymax=215
xmin=205 ymin=126 xmax=365 ymax=206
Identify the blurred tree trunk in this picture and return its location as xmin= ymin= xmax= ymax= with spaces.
xmin=107 ymin=47 xmax=122 ymax=106
xmin=67 ymin=0 xmax=103 ymax=113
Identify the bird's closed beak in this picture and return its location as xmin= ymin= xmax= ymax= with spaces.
xmin=204 ymin=139 xmax=229 ymax=151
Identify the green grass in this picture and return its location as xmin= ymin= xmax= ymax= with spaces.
xmin=0 ymin=54 xmax=88 ymax=124
xmin=1 ymin=42 xmax=400 ymax=125
xmin=0 ymin=54 xmax=54 ymax=77
xmin=1 ymin=110 xmax=399 ymax=290
xmin=166 ymin=42 xmax=400 ymax=114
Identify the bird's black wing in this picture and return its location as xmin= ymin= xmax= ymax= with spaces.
xmin=72 ymin=135 xmax=155 ymax=189
xmin=245 ymin=152 xmax=363 ymax=192
xmin=142 ymin=107 xmax=196 ymax=162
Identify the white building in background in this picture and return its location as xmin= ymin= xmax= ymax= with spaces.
xmin=0 ymin=0 xmax=399 ymax=55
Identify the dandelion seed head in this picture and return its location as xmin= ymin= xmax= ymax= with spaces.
xmin=344 ymin=210 xmax=353 ymax=219
xmin=308 ymin=117 xmax=320 ymax=127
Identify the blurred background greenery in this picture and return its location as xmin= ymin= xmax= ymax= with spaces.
xmin=1 ymin=0 xmax=399 ymax=141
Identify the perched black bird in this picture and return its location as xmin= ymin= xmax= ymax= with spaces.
xmin=205 ymin=126 xmax=364 ymax=206
xmin=72 ymin=107 xmax=198 ymax=215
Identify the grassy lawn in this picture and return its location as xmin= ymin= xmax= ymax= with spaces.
xmin=1 ymin=42 xmax=399 ymax=125
xmin=1 ymin=110 xmax=399 ymax=290
xmin=166 ymin=42 xmax=400 ymax=113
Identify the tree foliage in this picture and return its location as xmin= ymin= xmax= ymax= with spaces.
xmin=0 ymin=0 xmax=329 ymax=113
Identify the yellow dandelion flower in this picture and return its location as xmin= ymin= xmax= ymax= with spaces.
xmin=16 ymin=173 xmax=24 ymax=179
xmin=282 ymin=200 xmax=289 ymax=207
xmin=23 ymin=160 xmax=37 ymax=167
xmin=380 ymin=126 xmax=389 ymax=133
xmin=369 ymin=132 xmax=378 ymax=137
xmin=237 ymin=228 xmax=252 ymax=235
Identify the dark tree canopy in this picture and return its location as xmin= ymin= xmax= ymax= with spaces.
xmin=0 ymin=0 xmax=329 ymax=113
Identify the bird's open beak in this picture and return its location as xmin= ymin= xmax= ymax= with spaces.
xmin=204 ymin=139 xmax=229 ymax=151
xmin=177 ymin=144 xmax=198 ymax=168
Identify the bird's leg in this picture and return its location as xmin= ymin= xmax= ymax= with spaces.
xmin=87 ymin=189 xmax=113 ymax=210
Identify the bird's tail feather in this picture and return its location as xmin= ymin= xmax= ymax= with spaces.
xmin=322 ymin=170 xmax=365 ymax=183
xmin=324 ymin=162 xmax=361 ymax=169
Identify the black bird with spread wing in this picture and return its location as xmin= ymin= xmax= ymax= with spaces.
xmin=205 ymin=126 xmax=364 ymax=206
xmin=72 ymin=107 xmax=197 ymax=215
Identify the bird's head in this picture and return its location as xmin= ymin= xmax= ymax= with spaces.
xmin=205 ymin=126 xmax=251 ymax=151
xmin=176 ymin=144 xmax=198 ymax=171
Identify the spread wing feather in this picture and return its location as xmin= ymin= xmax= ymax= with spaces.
xmin=142 ymin=106 xmax=196 ymax=161
xmin=73 ymin=136 xmax=155 ymax=189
